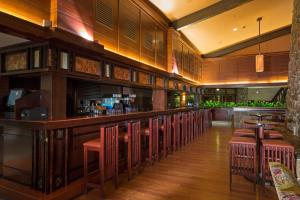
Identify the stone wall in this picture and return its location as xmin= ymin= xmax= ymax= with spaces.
xmin=286 ymin=0 xmax=300 ymax=134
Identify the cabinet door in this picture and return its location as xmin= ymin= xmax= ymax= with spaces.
xmin=155 ymin=26 xmax=167 ymax=70
xmin=141 ymin=11 xmax=156 ymax=66
xmin=94 ymin=0 xmax=118 ymax=51
xmin=119 ymin=0 xmax=140 ymax=59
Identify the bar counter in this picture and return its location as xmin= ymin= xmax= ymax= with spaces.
xmin=0 ymin=107 xmax=212 ymax=200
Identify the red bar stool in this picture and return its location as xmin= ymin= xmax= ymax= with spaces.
xmin=261 ymin=139 xmax=295 ymax=185
xmin=188 ymin=111 xmax=194 ymax=143
xmin=199 ymin=110 xmax=203 ymax=136
xmin=144 ymin=117 xmax=159 ymax=164
xmin=173 ymin=113 xmax=181 ymax=151
xmin=127 ymin=120 xmax=141 ymax=180
xmin=160 ymin=114 xmax=172 ymax=157
xmin=83 ymin=124 xmax=119 ymax=195
xmin=229 ymin=136 xmax=257 ymax=191
xmin=181 ymin=112 xmax=188 ymax=146
xmin=194 ymin=110 xmax=201 ymax=140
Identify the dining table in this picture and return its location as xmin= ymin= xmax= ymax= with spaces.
xmin=249 ymin=113 xmax=273 ymax=121
xmin=242 ymin=118 xmax=285 ymax=184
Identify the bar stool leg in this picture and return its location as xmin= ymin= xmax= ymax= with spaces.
xmin=128 ymin=125 xmax=132 ymax=180
xmin=229 ymin=145 xmax=232 ymax=191
xmin=83 ymin=146 xmax=88 ymax=194
xmin=115 ymin=133 xmax=119 ymax=189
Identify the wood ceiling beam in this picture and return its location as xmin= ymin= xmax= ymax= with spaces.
xmin=203 ymin=25 xmax=291 ymax=58
xmin=172 ymin=0 xmax=253 ymax=30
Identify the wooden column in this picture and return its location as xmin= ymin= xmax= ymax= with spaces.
xmin=41 ymin=72 xmax=66 ymax=120
xmin=0 ymin=76 xmax=9 ymax=112
xmin=152 ymin=89 xmax=167 ymax=111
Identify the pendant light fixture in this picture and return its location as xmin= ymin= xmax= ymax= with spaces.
xmin=256 ymin=17 xmax=264 ymax=72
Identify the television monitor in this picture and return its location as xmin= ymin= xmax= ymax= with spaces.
xmin=7 ymin=89 xmax=25 ymax=107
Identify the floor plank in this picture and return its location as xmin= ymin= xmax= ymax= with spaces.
xmin=76 ymin=126 xmax=277 ymax=200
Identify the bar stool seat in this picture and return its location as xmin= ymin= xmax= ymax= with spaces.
xmin=83 ymin=139 xmax=101 ymax=149
xmin=233 ymin=128 xmax=255 ymax=137
xmin=263 ymin=130 xmax=283 ymax=139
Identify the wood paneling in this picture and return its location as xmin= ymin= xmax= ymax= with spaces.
xmin=119 ymin=0 xmax=140 ymax=59
xmin=54 ymin=0 xmax=94 ymax=40
xmin=155 ymin=26 xmax=167 ymax=70
xmin=141 ymin=11 xmax=156 ymax=66
xmin=75 ymin=56 xmax=100 ymax=76
xmin=113 ymin=66 xmax=130 ymax=81
xmin=40 ymin=72 xmax=66 ymax=120
xmin=4 ymin=51 xmax=28 ymax=72
xmin=156 ymin=77 xmax=164 ymax=88
xmin=202 ymin=52 xmax=289 ymax=85
xmin=168 ymin=80 xmax=175 ymax=90
xmin=172 ymin=35 xmax=183 ymax=75
xmin=0 ymin=0 xmax=50 ymax=25
xmin=93 ymin=0 xmax=119 ymax=51
xmin=219 ymin=58 xmax=238 ymax=82
xmin=138 ymin=71 xmax=150 ymax=85
xmin=202 ymin=60 xmax=219 ymax=83
xmin=168 ymin=28 xmax=202 ymax=82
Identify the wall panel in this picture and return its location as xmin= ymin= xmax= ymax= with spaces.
xmin=56 ymin=0 xmax=94 ymax=40
xmin=93 ymin=0 xmax=119 ymax=51
xmin=202 ymin=52 xmax=289 ymax=85
xmin=119 ymin=0 xmax=140 ymax=59
xmin=141 ymin=11 xmax=156 ymax=66
xmin=0 ymin=0 xmax=50 ymax=25
xmin=155 ymin=26 xmax=167 ymax=70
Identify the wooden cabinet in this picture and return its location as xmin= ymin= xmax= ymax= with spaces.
xmin=155 ymin=26 xmax=167 ymax=70
xmin=93 ymin=0 xmax=119 ymax=51
xmin=141 ymin=11 xmax=156 ymax=66
xmin=168 ymin=28 xmax=202 ymax=82
xmin=119 ymin=0 xmax=140 ymax=59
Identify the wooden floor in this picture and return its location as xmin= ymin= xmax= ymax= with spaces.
xmin=76 ymin=126 xmax=277 ymax=200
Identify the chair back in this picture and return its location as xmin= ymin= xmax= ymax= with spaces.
xmin=127 ymin=120 xmax=141 ymax=168
xmin=100 ymin=124 xmax=119 ymax=182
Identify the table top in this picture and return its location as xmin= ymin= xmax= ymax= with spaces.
xmin=244 ymin=119 xmax=284 ymax=126
xmin=249 ymin=113 xmax=273 ymax=117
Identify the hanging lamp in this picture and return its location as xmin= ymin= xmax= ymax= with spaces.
xmin=256 ymin=17 xmax=264 ymax=72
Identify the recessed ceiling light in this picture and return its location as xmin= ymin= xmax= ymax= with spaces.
xmin=233 ymin=27 xmax=238 ymax=32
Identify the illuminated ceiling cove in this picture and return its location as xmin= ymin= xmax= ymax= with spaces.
xmin=150 ymin=0 xmax=293 ymax=54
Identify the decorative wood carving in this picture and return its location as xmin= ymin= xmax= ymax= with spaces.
xmin=5 ymin=51 xmax=28 ymax=71
xmin=113 ymin=66 xmax=130 ymax=81
xmin=156 ymin=77 xmax=164 ymax=88
xmin=178 ymin=82 xmax=183 ymax=91
xmin=138 ymin=72 xmax=150 ymax=85
xmin=75 ymin=56 xmax=100 ymax=76
xmin=168 ymin=80 xmax=175 ymax=90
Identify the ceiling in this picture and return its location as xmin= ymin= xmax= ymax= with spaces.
xmin=0 ymin=32 xmax=29 ymax=48
xmin=150 ymin=0 xmax=293 ymax=54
